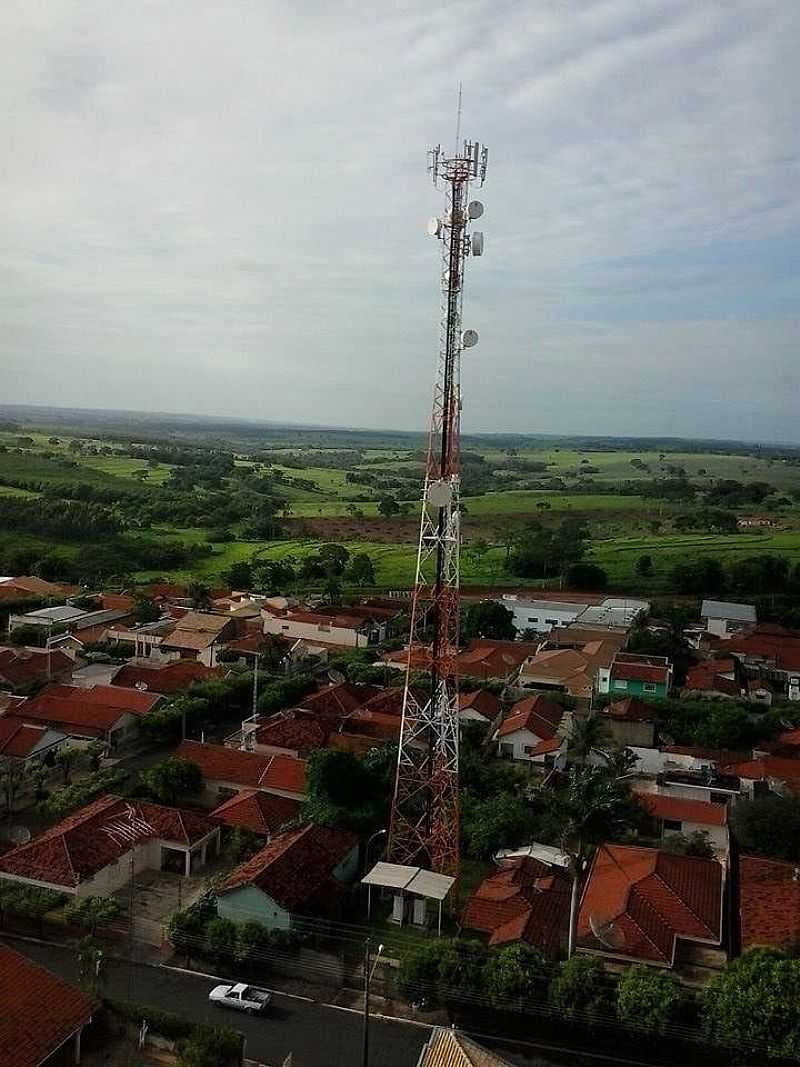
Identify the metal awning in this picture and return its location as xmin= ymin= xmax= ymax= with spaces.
xmin=361 ymin=861 xmax=419 ymax=891
xmin=405 ymin=869 xmax=456 ymax=901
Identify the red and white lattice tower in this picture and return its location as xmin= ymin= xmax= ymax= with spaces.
xmin=387 ymin=137 xmax=488 ymax=880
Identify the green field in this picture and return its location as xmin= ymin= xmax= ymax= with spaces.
xmin=2 ymin=411 xmax=800 ymax=593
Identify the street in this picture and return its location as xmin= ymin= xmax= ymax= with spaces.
xmin=6 ymin=937 xmax=615 ymax=1067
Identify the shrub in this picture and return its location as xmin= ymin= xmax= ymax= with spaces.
xmin=616 ymin=965 xmax=683 ymax=1032
xmin=483 ymin=943 xmax=548 ymax=1007
xmin=550 ymin=955 xmax=611 ymax=1018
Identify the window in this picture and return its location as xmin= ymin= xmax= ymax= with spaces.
xmin=545 ymin=619 xmax=558 ymax=626
xmin=643 ymin=683 xmax=657 ymax=693
xmin=613 ymin=680 xmax=628 ymax=690
xmin=663 ymin=819 xmax=682 ymax=832
xmin=527 ymin=617 xmax=539 ymax=623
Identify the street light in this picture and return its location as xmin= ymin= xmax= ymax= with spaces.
xmin=361 ymin=940 xmax=384 ymax=1067
xmin=365 ymin=829 xmax=387 ymax=921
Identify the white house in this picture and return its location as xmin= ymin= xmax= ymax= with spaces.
xmin=494 ymin=694 xmax=566 ymax=764
xmin=700 ymin=600 xmax=757 ymax=638
xmin=499 ymin=596 xmax=587 ymax=634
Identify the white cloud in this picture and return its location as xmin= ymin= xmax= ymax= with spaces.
xmin=1 ymin=0 xmax=798 ymax=440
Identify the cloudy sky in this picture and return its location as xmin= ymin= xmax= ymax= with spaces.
xmin=2 ymin=1 xmax=798 ymax=441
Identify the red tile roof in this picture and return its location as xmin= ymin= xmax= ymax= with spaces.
xmin=209 ymin=788 xmax=301 ymax=836
xmin=720 ymin=755 xmax=800 ymax=792
xmin=0 ymin=794 xmax=215 ymax=889
xmin=0 ymin=718 xmax=60 ymax=759
xmin=726 ymin=627 xmax=800 ymax=671
xmin=461 ymin=857 xmax=571 ymax=957
xmin=612 ymin=661 xmax=670 ymax=684
xmin=684 ymin=659 xmax=737 ymax=692
xmin=0 ymin=646 xmax=74 ymax=688
xmin=577 ymin=844 xmax=723 ymax=965
xmin=18 ymin=683 xmax=160 ymax=736
xmin=253 ymin=711 xmax=328 ymax=756
xmin=175 ymin=740 xmax=307 ymax=797
xmin=298 ymin=683 xmax=380 ymax=719
xmin=638 ymin=792 xmax=727 ymax=827
xmin=458 ymin=690 xmax=501 ymax=721
xmin=739 ymin=855 xmax=800 ymax=950
xmin=0 ymin=943 xmax=94 ymax=1067
xmin=218 ymin=823 xmax=358 ymax=909
xmin=112 ymin=660 xmax=223 ymax=694
xmin=601 ymin=697 xmax=656 ymax=722
xmin=496 ymin=694 xmax=564 ymax=739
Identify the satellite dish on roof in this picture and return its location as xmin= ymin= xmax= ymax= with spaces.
xmin=328 ymin=669 xmax=346 ymax=685
xmin=501 ymin=654 xmax=516 ymax=666
xmin=8 ymin=826 xmax=31 ymax=846
xmin=589 ymin=914 xmax=626 ymax=951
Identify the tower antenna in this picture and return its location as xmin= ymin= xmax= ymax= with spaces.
xmin=388 ymin=130 xmax=488 ymax=881
xmin=454 ymin=83 xmax=463 ymax=154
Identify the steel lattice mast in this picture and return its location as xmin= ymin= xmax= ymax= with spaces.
xmin=387 ymin=138 xmax=488 ymax=880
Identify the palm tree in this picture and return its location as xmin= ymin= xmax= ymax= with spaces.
xmin=566 ymin=713 xmax=608 ymax=765
xmin=544 ymin=765 xmax=638 ymax=957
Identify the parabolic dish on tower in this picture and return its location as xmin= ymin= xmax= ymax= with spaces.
xmin=427 ymin=217 xmax=442 ymax=237
xmin=467 ymin=200 xmax=484 ymax=219
xmin=461 ymin=329 xmax=479 ymax=349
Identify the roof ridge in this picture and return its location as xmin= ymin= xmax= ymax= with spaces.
xmin=649 ymin=860 xmax=717 ymax=936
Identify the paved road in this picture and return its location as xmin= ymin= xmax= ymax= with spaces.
xmin=7 ymin=939 xmax=584 ymax=1067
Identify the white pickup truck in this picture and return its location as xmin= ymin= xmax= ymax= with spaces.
xmin=208 ymin=982 xmax=273 ymax=1014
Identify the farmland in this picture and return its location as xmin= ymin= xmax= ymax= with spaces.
xmin=1 ymin=407 xmax=800 ymax=594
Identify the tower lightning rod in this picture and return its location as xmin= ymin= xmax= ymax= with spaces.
xmin=387 ymin=131 xmax=488 ymax=882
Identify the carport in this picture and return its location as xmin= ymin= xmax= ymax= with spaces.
xmin=362 ymin=861 xmax=455 ymax=935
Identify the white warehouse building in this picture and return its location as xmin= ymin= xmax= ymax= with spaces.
xmin=499 ymin=595 xmax=650 ymax=636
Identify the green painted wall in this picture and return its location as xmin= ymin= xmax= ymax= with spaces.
xmin=217 ymin=884 xmax=291 ymax=930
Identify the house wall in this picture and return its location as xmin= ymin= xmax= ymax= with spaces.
xmin=608 ymin=719 xmax=655 ymax=748
xmin=217 ymin=884 xmax=291 ymax=930
xmin=608 ymin=677 xmax=668 ymax=699
xmin=332 ymin=844 xmax=359 ymax=884
xmin=263 ymin=616 xmax=382 ymax=649
xmin=496 ymin=728 xmax=538 ymax=761
xmin=663 ymin=820 xmax=729 ymax=853
xmin=107 ymin=712 xmax=140 ymax=750
xmin=500 ymin=599 xmax=583 ymax=634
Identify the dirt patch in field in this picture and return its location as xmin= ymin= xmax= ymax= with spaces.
xmin=285 ymin=516 xmax=419 ymax=542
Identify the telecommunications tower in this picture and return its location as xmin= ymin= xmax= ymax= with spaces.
xmin=387 ymin=135 xmax=488 ymax=880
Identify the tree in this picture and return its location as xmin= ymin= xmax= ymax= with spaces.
xmin=462 ymin=600 xmax=516 ymax=641
xmin=544 ymin=766 xmax=640 ymax=957
xmin=566 ymin=714 xmax=607 ymax=765
xmin=140 ymin=757 xmax=203 ymax=806
xmin=235 ymin=919 xmax=272 ymax=968
xmin=377 ymin=496 xmax=400 ymax=518
xmin=670 ymin=557 xmax=724 ymax=596
xmin=222 ymin=828 xmax=262 ymax=866
xmin=635 ymin=555 xmax=653 ymax=578
xmin=460 ymin=791 xmax=534 ymax=860
xmin=9 ymin=624 xmax=46 ymax=647
xmin=305 ymin=746 xmax=393 ymax=832
xmin=616 ymin=965 xmax=683 ymax=1032
xmin=730 ymin=794 xmax=800 ymax=862
xmin=483 ymin=943 xmax=547 ymax=1006
xmin=206 ymin=917 xmax=238 ymax=964
xmin=565 ymin=563 xmax=607 ymax=591
xmin=85 ymin=740 xmax=106 ymax=772
xmin=55 ymin=747 xmax=81 ymax=785
xmin=660 ymin=831 xmax=714 ymax=858
xmin=134 ymin=596 xmax=161 ymax=624
xmin=0 ymin=757 xmax=28 ymax=817
xmin=187 ymin=581 xmax=211 ymax=610
xmin=550 ymin=955 xmax=611 ymax=1017
xmin=65 ymin=895 xmax=123 ymax=936
xmin=704 ymin=948 xmax=800 ymax=1060
xmin=346 ymin=553 xmax=375 ymax=587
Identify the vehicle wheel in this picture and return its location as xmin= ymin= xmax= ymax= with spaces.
xmin=247 ymin=1007 xmax=256 ymax=1016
